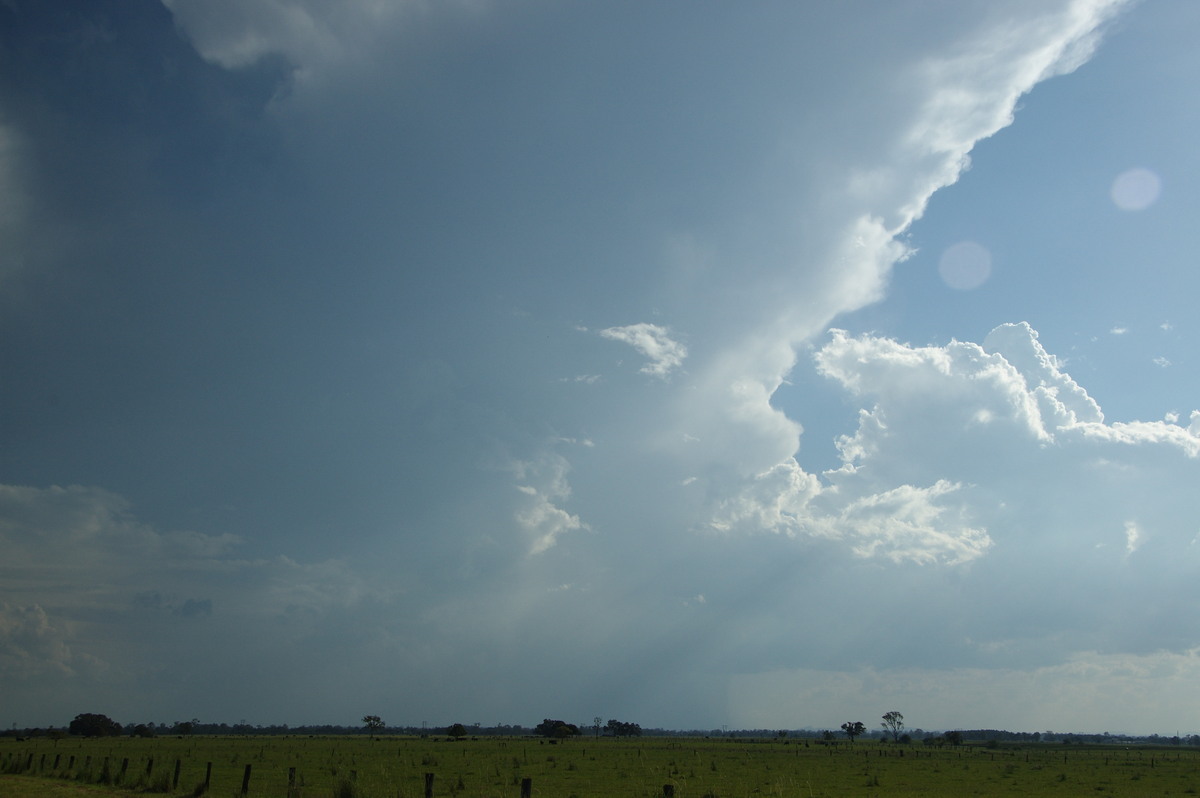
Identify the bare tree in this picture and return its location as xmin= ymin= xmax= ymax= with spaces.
xmin=881 ymin=711 xmax=904 ymax=742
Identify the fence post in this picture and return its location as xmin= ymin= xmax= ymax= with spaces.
xmin=663 ymin=784 xmax=675 ymax=797
xmin=520 ymin=777 xmax=532 ymax=798
xmin=204 ymin=762 xmax=213 ymax=792
xmin=173 ymin=759 xmax=182 ymax=789
xmin=120 ymin=758 xmax=129 ymax=783
xmin=241 ymin=764 xmax=252 ymax=795
xmin=424 ymin=772 xmax=435 ymax=798
xmin=146 ymin=758 xmax=154 ymax=777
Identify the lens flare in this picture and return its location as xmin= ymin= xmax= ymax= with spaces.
xmin=1111 ymin=168 xmax=1162 ymax=211
xmin=938 ymin=241 xmax=992 ymax=290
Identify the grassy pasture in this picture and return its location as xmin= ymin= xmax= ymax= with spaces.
xmin=4 ymin=735 xmax=1199 ymax=797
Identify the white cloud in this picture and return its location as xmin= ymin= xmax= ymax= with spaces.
xmin=1124 ymin=520 xmax=1142 ymax=554
xmin=512 ymin=454 xmax=588 ymax=554
xmin=599 ymin=323 xmax=688 ymax=378
xmin=814 ymin=323 xmax=1200 ymax=476
xmin=983 ymin=321 xmax=1103 ymax=425
xmin=711 ymin=458 xmax=991 ymax=566
xmin=804 ymin=324 xmax=1199 ymax=641
xmin=638 ymin=1 xmax=1129 ymax=550
xmin=847 ymin=0 xmax=1127 ymax=235
xmin=694 ymin=318 xmax=1200 ymax=704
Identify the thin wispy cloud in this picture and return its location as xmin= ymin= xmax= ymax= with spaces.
xmin=599 ymin=323 xmax=687 ymax=378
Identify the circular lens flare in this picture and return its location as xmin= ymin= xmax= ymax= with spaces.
xmin=1111 ymin=168 xmax=1161 ymax=211
xmin=938 ymin=241 xmax=992 ymax=290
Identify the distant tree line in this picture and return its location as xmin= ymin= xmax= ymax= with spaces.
xmin=5 ymin=713 xmax=1196 ymax=747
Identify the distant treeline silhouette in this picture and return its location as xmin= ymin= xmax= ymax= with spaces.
xmin=3 ymin=719 xmax=1197 ymax=746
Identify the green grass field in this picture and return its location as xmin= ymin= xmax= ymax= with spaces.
xmin=4 ymin=735 xmax=1199 ymax=797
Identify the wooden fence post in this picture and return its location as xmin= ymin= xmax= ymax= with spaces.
xmin=119 ymin=758 xmax=129 ymax=783
xmin=173 ymin=759 xmax=182 ymax=789
xmin=146 ymin=758 xmax=154 ymax=777
xmin=241 ymin=764 xmax=252 ymax=795
xmin=424 ymin=772 xmax=435 ymax=797
xmin=520 ymin=777 xmax=532 ymax=798
xmin=663 ymin=784 xmax=675 ymax=797
xmin=204 ymin=762 xmax=213 ymax=792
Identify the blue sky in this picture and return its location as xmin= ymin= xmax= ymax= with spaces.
xmin=3 ymin=0 xmax=1200 ymax=736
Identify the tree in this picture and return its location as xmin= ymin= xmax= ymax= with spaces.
xmin=841 ymin=721 xmax=866 ymax=742
xmin=881 ymin=711 xmax=904 ymax=742
xmin=446 ymin=723 xmax=468 ymax=739
xmin=605 ymin=719 xmax=642 ymax=738
xmin=534 ymin=719 xmax=580 ymax=738
xmin=944 ymin=730 xmax=963 ymax=746
xmin=362 ymin=715 xmax=385 ymax=736
xmin=69 ymin=713 xmax=122 ymax=738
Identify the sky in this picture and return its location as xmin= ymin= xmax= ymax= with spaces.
xmin=2 ymin=0 xmax=1199 ymax=737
